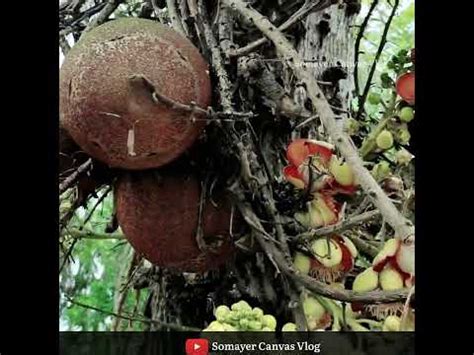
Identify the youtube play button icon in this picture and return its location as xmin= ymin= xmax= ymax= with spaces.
xmin=185 ymin=338 xmax=209 ymax=355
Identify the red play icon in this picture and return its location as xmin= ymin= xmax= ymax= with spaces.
xmin=185 ymin=338 xmax=209 ymax=355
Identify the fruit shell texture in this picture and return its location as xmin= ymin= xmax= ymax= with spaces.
xmin=60 ymin=18 xmax=212 ymax=170
xmin=115 ymin=170 xmax=235 ymax=273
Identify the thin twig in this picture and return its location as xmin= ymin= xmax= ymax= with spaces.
xmin=354 ymin=0 xmax=379 ymax=98
xmin=131 ymin=74 xmax=255 ymax=120
xmin=84 ymin=0 xmax=124 ymax=32
xmin=82 ymin=186 xmax=112 ymax=227
xmin=59 ymin=158 xmax=92 ymax=195
xmin=356 ymin=0 xmax=399 ymax=119
xmin=65 ymin=296 xmax=200 ymax=331
xmin=60 ymin=187 xmax=111 ymax=273
xmin=347 ymin=232 xmax=380 ymax=257
xmin=297 ymin=209 xmax=381 ymax=241
xmin=228 ymin=0 xmax=333 ymax=57
xmin=66 ymin=228 xmax=125 ymax=240
xmin=60 ymin=239 xmax=79 ymax=274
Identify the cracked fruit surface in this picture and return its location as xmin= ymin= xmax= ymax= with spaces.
xmin=60 ymin=18 xmax=211 ymax=169
xmin=115 ymin=171 xmax=234 ymax=273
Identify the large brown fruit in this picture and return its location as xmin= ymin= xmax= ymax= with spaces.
xmin=115 ymin=171 xmax=235 ymax=273
xmin=60 ymin=18 xmax=211 ymax=170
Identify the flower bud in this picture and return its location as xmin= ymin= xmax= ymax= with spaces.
xmin=353 ymin=267 xmax=379 ymax=292
xmin=376 ymin=130 xmax=394 ymax=150
xmin=311 ymin=238 xmax=343 ymax=267
xmin=379 ymin=266 xmax=404 ymax=291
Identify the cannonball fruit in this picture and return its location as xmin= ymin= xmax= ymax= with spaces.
xmin=60 ymin=18 xmax=212 ymax=170
xmin=115 ymin=171 xmax=235 ymax=273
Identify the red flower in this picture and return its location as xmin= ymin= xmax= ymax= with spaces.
xmin=283 ymin=139 xmax=357 ymax=196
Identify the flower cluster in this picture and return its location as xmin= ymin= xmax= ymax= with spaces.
xmin=283 ymin=139 xmax=357 ymax=229
xmin=203 ymin=300 xmax=277 ymax=332
xmin=352 ymin=238 xmax=415 ymax=319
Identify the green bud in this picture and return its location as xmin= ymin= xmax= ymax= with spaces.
xmin=371 ymin=161 xmax=391 ymax=181
xmin=399 ymin=107 xmax=414 ymax=122
xmin=225 ymin=310 xmax=240 ymax=325
xmin=395 ymin=148 xmax=414 ymax=166
xmin=231 ymin=300 xmax=252 ymax=312
xmin=282 ymin=322 xmax=298 ymax=332
xmin=376 ymin=130 xmax=394 ymax=150
xmin=214 ymin=305 xmax=230 ymax=322
xmin=303 ymin=297 xmax=325 ymax=322
xmin=252 ymin=307 xmax=264 ymax=320
xmin=239 ymin=318 xmax=249 ymax=330
xmin=262 ymin=314 xmax=277 ymax=330
xmin=396 ymin=128 xmax=411 ymax=145
xmin=344 ymin=118 xmax=360 ymax=136
xmin=353 ymin=267 xmax=379 ymax=293
xmin=383 ymin=316 xmax=401 ymax=331
xmin=248 ymin=320 xmax=263 ymax=330
xmin=368 ymin=92 xmax=382 ymax=105
xmin=293 ymin=252 xmax=311 ymax=275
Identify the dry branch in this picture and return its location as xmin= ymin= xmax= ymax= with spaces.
xmin=59 ymin=158 xmax=92 ymax=195
xmin=84 ymin=0 xmax=124 ymax=32
xmin=228 ymin=0 xmax=334 ymax=58
xmin=297 ymin=209 xmax=381 ymax=241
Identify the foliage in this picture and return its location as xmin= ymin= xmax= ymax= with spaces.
xmin=60 ymin=191 xmax=148 ymax=331
xmin=357 ymin=0 xmax=414 ymax=117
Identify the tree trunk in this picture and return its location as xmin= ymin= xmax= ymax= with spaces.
xmin=295 ymin=2 xmax=359 ymax=133
xmin=140 ymin=0 xmax=361 ymax=330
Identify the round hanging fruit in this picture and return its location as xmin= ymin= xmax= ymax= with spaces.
xmin=60 ymin=18 xmax=212 ymax=170
xmin=115 ymin=170 xmax=235 ymax=273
